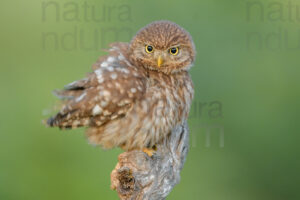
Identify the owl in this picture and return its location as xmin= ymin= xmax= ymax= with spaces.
xmin=47 ymin=20 xmax=195 ymax=155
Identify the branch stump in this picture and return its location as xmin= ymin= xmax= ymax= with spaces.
xmin=111 ymin=122 xmax=189 ymax=200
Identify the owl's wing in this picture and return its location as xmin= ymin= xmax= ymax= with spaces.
xmin=47 ymin=43 xmax=147 ymax=129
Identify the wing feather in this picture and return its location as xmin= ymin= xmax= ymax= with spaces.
xmin=47 ymin=43 xmax=147 ymax=129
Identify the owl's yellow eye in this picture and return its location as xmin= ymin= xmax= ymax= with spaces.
xmin=145 ymin=45 xmax=154 ymax=53
xmin=169 ymin=47 xmax=179 ymax=55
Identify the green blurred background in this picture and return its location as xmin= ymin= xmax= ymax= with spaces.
xmin=1 ymin=0 xmax=300 ymax=199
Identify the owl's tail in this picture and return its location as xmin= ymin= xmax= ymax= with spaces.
xmin=46 ymin=109 xmax=90 ymax=129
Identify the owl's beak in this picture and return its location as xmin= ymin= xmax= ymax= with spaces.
xmin=157 ymin=56 xmax=163 ymax=67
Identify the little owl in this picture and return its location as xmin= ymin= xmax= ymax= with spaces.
xmin=47 ymin=20 xmax=195 ymax=155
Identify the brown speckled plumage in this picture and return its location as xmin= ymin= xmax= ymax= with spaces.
xmin=47 ymin=20 xmax=196 ymax=151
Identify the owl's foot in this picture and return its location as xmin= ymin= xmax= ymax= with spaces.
xmin=142 ymin=145 xmax=157 ymax=157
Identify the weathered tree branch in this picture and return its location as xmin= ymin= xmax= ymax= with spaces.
xmin=111 ymin=122 xmax=189 ymax=200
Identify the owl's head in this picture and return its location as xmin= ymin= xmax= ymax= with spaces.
xmin=129 ymin=20 xmax=196 ymax=74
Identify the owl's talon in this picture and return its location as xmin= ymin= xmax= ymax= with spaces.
xmin=143 ymin=147 xmax=156 ymax=157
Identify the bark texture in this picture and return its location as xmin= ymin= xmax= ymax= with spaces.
xmin=111 ymin=122 xmax=189 ymax=200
